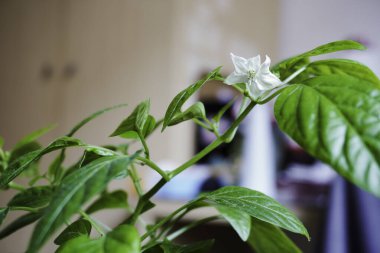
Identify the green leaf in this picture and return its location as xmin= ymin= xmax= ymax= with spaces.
xmin=86 ymin=190 xmax=128 ymax=214
xmin=9 ymin=141 xmax=42 ymax=164
xmin=0 ymin=136 xmax=4 ymax=148
xmin=168 ymin=102 xmax=206 ymax=126
xmin=104 ymin=225 xmax=140 ymax=253
xmin=162 ymin=67 xmax=222 ymax=131
xmin=275 ymin=74 xmax=380 ymax=197
xmin=0 ymin=207 xmax=9 ymax=226
xmin=202 ymin=186 xmax=309 ymax=239
xmin=26 ymin=155 xmax=136 ymax=253
xmin=248 ymin=218 xmax=301 ymax=253
xmin=284 ymin=40 xmax=365 ymax=68
xmin=56 ymin=225 xmax=140 ymax=253
xmin=67 ymin=104 xmax=128 ymax=137
xmin=8 ymin=186 xmax=53 ymax=209
xmin=0 ymin=212 xmax=42 ymax=239
xmin=215 ymin=205 xmax=251 ymax=241
xmin=54 ymin=219 xmax=91 ymax=245
xmin=0 ymin=137 xmax=84 ymax=188
xmin=12 ymin=125 xmax=56 ymax=151
xmin=160 ymin=240 xmax=214 ymax=253
xmin=306 ymin=59 xmax=380 ymax=87
xmin=56 ymin=235 xmax=103 ymax=253
xmin=110 ymin=100 xmax=150 ymax=138
xmin=142 ymin=115 xmax=157 ymax=137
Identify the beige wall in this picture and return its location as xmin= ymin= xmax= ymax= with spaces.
xmin=0 ymin=1 xmax=279 ymax=252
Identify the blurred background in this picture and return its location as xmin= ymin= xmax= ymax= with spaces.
xmin=1 ymin=0 xmax=380 ymax=252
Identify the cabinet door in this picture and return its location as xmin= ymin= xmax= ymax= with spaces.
xmin=0 ymin=0 xmax=63 ymax=148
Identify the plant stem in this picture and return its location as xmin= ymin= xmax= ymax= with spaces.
xmin=128 ymin=101 xmax=256 ymax=225
xmin=10 ymin=206 xmax=39 ymax=213
xmin=138 ymin=131 xmax=150 ymax=159
xmin=129 ymin=163 xmax=143 ymax=197
xmin=167 ymin=215 xmax=221 ymax=240
xmin=79 ymin=210 xmax=105 ymax=236
xmin=141 ymin=199 xmax=201 ymax=241
xmin=136 ymin=156 xmax=169 ymax=181
xmin=8 ymin=181 xmax=25 ymax=191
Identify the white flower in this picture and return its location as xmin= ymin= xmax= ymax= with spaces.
xmin=225 ymin=53 xmax=284 ymax=101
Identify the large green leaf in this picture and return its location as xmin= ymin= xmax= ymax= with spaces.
xmin=202 ymin=186 xmax=309 ymax=239
xmin=54 ymin=219 xmax=91 ymax=245
xmin=306 ymin=59 xmax=380 ymax=87
xmin=248 ymin=218 xmax=301 ymax=253
xmin=110 ymin=100 xmax=150 ymax=138
xmin=56 ymin=225 xmax=140 ymax=253
xmin=0 ymin=212 xmax=42 ymax=239
xmin=26 ymin=155 xmax=136 ymax=253
xmin=9 ymin=141 xmax=42 ymax=164
xmin=162 ymin=67 xmax=222 ymax=131
xmin=275 ymin=75 xmax=380 ymax=197
xmin=215 ymin=205 xmax=251 ymax=241
xmin=8 ymin=186 xmax=53 ymax=209
xmin=282 ymin=40 xmax=365 ymax=68
xmin=86 ymin=190 xmax=128 ymax=214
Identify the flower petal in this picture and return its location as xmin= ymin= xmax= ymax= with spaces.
xmin=260 ymin=55 xmax=272 ymax=74
xmin=255 ymin=72 xmax=283 ymax=90
xmin=247 ymin=55 xmax=261 ymax=72
xmin=230 ymin=53 xmax=249 ymax=74
xmin=224 ymin=72 xmax=247 ymax=85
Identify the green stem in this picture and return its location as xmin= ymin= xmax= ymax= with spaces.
xmin=129 ymin=101 xmax=256 ymax=225
xmin=8 ymin=181 xmax=26 ymax=191
xmin=10 ymin=206 xmax=39 ymax=213
xmin=138 ymin=131 xmax=150 ymax=159
xmin=141 ymin=199 xmax=202 ymax=241
xmin=79 ymin=210 xmax=105 ymax=236
xmin=129 ymin=164 xmax=144 ymax=197
xmin=167 ymin=215 xmax=221 ymax=240
xmin=136 ymin=156 xmax=169 ymax=181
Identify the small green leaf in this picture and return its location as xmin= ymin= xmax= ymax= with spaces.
xmin=275 ymin=75 xmax=380 ymax=197
xmin=54 ymin=219 xmax=91 ymax=245
xmin=248 ymin=218 xmax=301 ymax=253
xmin=160 ymin=240 xmax=214 ymax=253
xmin=215 ymin=205 xmax=251 ymax=241
xmin=86 ymin=190 xmax=128 ymax=214
xmin=306 ymin=59 xmax=380 ymax=87
xmin=110 ymin=100 xmax=150 ymax=138
xmin=142 ymin=115 xmax=157 ymax=137
xmin=27 ymin=155 xmax=136 ymax=253
xmin=162 ymin=67 xmax=222 ymax=131
xmin=0 ymin=137 xmax=84 ymax=188
xmin=9 ymin=141 xmax=42 ymax=164
xmin=284 ymin=40 xmax=365 ymax=68
xmin=56 ymin=225 xmax=140 ymax=253
xmin=104 ymin=225 xmax=140 ymax=253
xmin=67 ymin=104 xmax=128 ymax=137
xmin=0 ymin=136 xmax=4 ymax=148
xmin=12 ymin=125 xmax=56 ymax=151
xmin=8 ymin=186 xmax=53 ymax=209
xmin=0 ymin=212 xmax=42 ymax=239
xmin=0 ymin=207 xmax=9 ymax=226
xmin=202 ymin=186 xmax=309 ymax=239
xmin=168 ymin=102 xmax=206 ymax=126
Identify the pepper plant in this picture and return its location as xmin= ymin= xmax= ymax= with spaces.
xmin=1 ymin=40 xmax=380 ymax=253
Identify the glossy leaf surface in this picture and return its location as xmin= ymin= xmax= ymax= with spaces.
xmin=86 ymin=190 xmax=128 ymax=214
xmin=216 ymin=205 xmax=251 ymax=241
xmin=202 ymin=186 xmax=309 ymax=239
xmin=275 ymin=75 xmax=380 ymax=197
